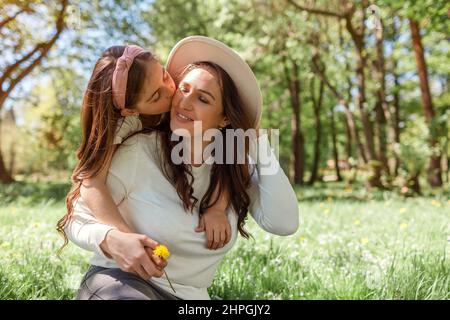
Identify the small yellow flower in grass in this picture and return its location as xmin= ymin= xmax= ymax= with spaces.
xmin=1 ymin=241 xmax=11 ymax=248
xmin=360 ymin=237 xmax=369 ymax=245
xmin=153 ymin=244 xmax=176 ymax=294
xmin=431 ymin=200 xmax=441 ymax=207
xmin=399 ymin=208 xmax=407 ymax=213
xmin=300 ymin=236 xmax=307 ymax=242
xmin=319 ymin=202 xmax=325 ymax=208
xmin=400 ymin=223 xmax=408 ymax=230
xmin=344 ymin=187 xmax=353 ymax=193
xmin=354 ymin=219 xmax=361 ymax=226
xmin=324 ymin=209 xmax=330 ymax=214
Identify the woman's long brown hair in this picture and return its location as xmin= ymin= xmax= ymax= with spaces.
xmin=57 ymin=46 xmax=156 ymax=252
xmin=156 ymin=62 xmax=255 ymax=239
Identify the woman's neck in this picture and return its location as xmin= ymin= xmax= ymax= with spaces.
xmin=185 ymin=136 xmax=209 ymax=167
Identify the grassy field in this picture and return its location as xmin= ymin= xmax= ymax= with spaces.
xmin=0 ymin=181 xmax=449 ymax=299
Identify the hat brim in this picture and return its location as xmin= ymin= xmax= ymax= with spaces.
xmin=166 ymin=36 xmax=262 ymax=128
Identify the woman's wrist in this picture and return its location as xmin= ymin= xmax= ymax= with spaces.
xmin=100 ymin=228 xmax=119 ymax=258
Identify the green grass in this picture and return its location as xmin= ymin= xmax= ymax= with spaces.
xmin=0 ymin=181 xmax=449 ymax=299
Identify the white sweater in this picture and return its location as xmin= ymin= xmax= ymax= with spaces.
xmin=65 ymin=131 xmax=299 ymax=300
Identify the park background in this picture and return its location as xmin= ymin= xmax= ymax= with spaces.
xmin=0 ymin=0 xmax=449 ymax=299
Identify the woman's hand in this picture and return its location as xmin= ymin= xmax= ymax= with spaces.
xmin=100 ymin=229 xmax=168 ymax=280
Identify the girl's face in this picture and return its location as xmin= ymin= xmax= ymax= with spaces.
xmin=133 ymin=59 xmax=176 ymax=115
xmin=170 ymin=67 xmax=229 ymax=137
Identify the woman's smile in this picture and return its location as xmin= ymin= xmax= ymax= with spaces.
xmin=175 ymin=111 xmax=195 ymax=122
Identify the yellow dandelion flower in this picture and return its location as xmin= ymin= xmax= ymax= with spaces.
xmin=153 ymin=244 xmax=170 ymax=260
xmin=324 ymin=209 xmax=330 ymax=214
xmin=153 ymin=244 xmax=175 ymax=294
xmin=399 ymin=208 xmax=407 ymax=213
xmin=354 ymin=219 xmax=361 ymax=226
xmin=431 ymin=200 xmax=441 ymax=207
xmin=360 ymin=237 xmax=369 ymax=245
xmin=400 ymin=223 xmax=408 ymax=230
xmin=300 ymin=236 xmax=307 ymax=242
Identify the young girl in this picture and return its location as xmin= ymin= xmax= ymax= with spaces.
xmin=57 ymin=45 xmax=232 ymax=262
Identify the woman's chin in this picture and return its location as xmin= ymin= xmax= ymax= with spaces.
xmin=170 ymin=119 xmax=193 ymax=137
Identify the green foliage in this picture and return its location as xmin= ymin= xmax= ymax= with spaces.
xmin=394 ymin=118 xmax=432 ymax=176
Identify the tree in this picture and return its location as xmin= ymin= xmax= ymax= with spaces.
xmin=288 ymin=0 xmax=384 ymax=188
xmin=0 ymin=0 xmax=68 ymax=183
xmin=308 ymin=77 xmax=325 ymax=185
xmin=378 ymin=0 xmax=449 ymax=186
xmin=409 ymin=18 xmax=442 ymax=187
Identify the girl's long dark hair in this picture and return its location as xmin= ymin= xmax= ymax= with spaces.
xmin=57 ymin=46 xmax=157 ymax=252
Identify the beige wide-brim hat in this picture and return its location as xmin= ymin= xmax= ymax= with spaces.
xmin=166 ymin=36 xmax=262 ymax=128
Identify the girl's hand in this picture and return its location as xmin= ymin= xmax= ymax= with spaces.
xmin=195 ymin=208 xmax=232 ymax=250
xmin=100 ymin=230 xmax=167 ymax=280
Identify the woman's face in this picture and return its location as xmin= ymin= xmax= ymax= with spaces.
xmin=170 ymin=67 xmax=229 ymax=137
xmin=134 ymin=59 xmax=176 ymax=115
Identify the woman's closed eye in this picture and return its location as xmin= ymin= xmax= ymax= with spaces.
xmin=179 ymin=85 xmax=209 ymax=104
xmin=199 ymin=96 xmax=209 ymax=104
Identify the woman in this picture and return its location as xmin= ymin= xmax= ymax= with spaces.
xmin=65 ymin=36 xmax=299 ymax=300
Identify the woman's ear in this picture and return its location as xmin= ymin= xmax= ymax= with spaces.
xmin=219 ymin=117 xmax=230 ymax=129
xmin=120 ymin=108 xmax=139 ymax=117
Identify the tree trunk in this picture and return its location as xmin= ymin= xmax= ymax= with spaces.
xmin=330 ymin=108 xmax=342 ymax=181
xmin=8 ymin=144 xmax=15 ymax=176
xmin=309 ymin=79 xmax=324 ymax=185
xmin=341 ymin=22 xmax=367 ymax=166
xmin=409 ymin=18 xmax=442 ymax=187
xmin=0 ymin=155 xmax=13 ymax=183
xmin=406 ymin=173 xmax=421 ymax=196
xmin=284 ymin=59 xmax=304 ymax=185
xmin=392 ymin=63 xmax=401 ymax=177
xmin=374 ymin=99 xmax=390 ymax=176
xmin=391 ymin=18 xmax=401 ymax=177
xmin=343 ymin=113 xmax=352 ymax=161
xmin=0 ymin=106 xmax=13 ymax=183
xmin=373 ymin=20 xmax=393 ymax=179
xmin=345 ymin=12 xmax=383 ymax=188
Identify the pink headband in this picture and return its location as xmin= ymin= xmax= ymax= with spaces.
xmin=112 ymin=45 xmax=145 ymax=111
